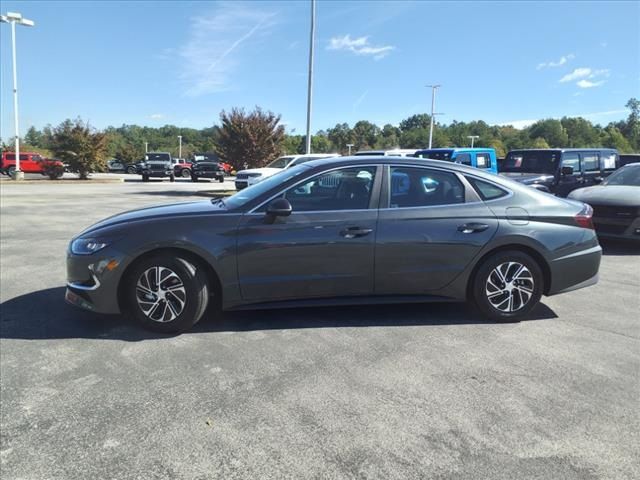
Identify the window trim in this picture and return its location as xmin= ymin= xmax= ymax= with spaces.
xmin=248 ymin=164 xmax=382 ymax=214
xmin=381 ymin=164 xmax=474 ymax=210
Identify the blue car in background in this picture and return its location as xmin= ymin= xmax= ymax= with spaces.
xmin=413 ymin=148 xmax=498 ymax=174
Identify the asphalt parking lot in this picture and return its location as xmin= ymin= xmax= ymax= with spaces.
xmin=1 ymin=178 xmax=639 ymax=480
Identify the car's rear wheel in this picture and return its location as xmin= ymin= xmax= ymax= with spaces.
xmin=126 ymin=166 xmax=137 ymax=174
xmin=125 ymin=255 xmax=209 ymax=333
xmin=471 ymin=250 xmax=543 ymax=322
xmin=191 ymin=175 xmax=198 ymax=182
xmin=169 ymin=174 xmax=175 ymax=183
xmin=181 ymin=169 xmax=191 ymax=178
xmin=218 ymin=176 xmax=224 ymax=183
xmin=6 ymin=166 xmax=16 ymax=177
xmin=142 ymin=174 xmax=149 ymax=182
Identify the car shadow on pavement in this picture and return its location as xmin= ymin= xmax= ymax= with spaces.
xmin=600 ymin=239 xmax=640 ymax=256
xmin=0 ymin=287 xmax=557 ymax=341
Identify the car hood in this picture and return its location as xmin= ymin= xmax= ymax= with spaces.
xmin=568 ymin=185 xmax=640 ymax=207
xmin=79 ymin=200 xmax=228 ymax=237
xmin=499 ymin=172 xmax=555 ymax=184
xmin=237 ymin=167 xmax=282 ymax=176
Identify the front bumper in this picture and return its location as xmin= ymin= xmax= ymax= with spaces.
xmin=143 ymin=171 xmax=173 ymax=177
xmin=65 ymin=248 xmax=126 ymax=314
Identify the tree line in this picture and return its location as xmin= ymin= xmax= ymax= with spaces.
xmin=3 ymin=97 xmax=638 ymax=176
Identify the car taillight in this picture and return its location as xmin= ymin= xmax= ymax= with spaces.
xmin=575 ymin=204 xmax=594 ymax=229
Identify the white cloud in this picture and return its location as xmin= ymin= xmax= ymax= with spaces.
xmin=327 ymin=34 xmax=394 ymax=60
xmin=498 ymin=119 xmax=538 ymax=129
xmin=559 ymin=68 xmax=610 ymax=88
xmin=149 ymin=113 xmax=165 ymax=120
xmin=576 ymin=79 xmax=605 ymax=88
xmin=177 ymin=3 xmax=277 ymax=96
xmin=537 ymin=53 xmax=574 ymax=70
xmin=559 ymin=68 xmax=592 ymax=83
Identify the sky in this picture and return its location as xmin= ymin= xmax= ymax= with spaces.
xmin=1 ymin=0 xmax=639 ymax=140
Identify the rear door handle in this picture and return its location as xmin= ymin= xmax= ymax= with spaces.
xmin=458 ymin=223 xmax=489 ymax=234
xmin=340 ymin=227 xmax=373 ymax=238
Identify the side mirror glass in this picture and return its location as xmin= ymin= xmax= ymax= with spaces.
xmin=561 ymin=166 xmax=574 ymax=176
xmin=266 ymin=198 xmax=292 ymax=218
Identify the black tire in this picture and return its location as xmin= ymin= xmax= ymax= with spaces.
xmin=6 ymin=166 xmax=16 ymax=177
xmin=169 ymin=175 xmax=175 ymax=183
xmin=142 ymin=174 xmax=149 ymax=182
xmin=471 ymin=250 xmax=543 ymax=322
xmin=191 ymin=175 xmax=198 ymax=182
xmin=124 ymin=255 xmax=210 ymax=333
xmin=181 ymin=169 xmax=191 ymax=178
xmin=126 ymin=166 xmax=137 ymax=174
xmin=218 ymin=176 xmax=224 ymax=183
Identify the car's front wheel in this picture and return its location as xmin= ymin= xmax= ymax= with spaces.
xmin=471 ymin=250 xmax=543 ymax=322
xmin=125 ymin=255 xmax=210 ymax=333
xmin=181 ymin=169 xmax=191 ymax=178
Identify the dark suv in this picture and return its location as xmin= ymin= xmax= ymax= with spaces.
xmin=140 ymin=152 xmax=175 ymax=182
xmin=190 ymin=161 xmax=225 ymax=182
xmin=500 ymin=149 xmax=619 ymax=197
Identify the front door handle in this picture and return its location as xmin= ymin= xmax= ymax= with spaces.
xmin=458 ymin=223 xmax=489 ymax=234
xmin=340 ymin=227 xmax=373 ymax=239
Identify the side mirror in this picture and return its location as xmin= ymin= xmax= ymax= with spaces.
xmin=266 ymin=198 xmax=292 ymax=218
xmin=593 ymin=176 xmax=604 ymax=184
xmin=561 ymin=166 xmax=574 ymax=176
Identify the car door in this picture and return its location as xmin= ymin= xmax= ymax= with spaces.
xmin=375 ymin=165 xmax=499 ymax=294
xmin=236 ymin=165 xmax=382 ymax=302
xmin=555 ymin=152 xmax=582 ymax=197
xmin=580 ymin=151 xmax=602 ymax=187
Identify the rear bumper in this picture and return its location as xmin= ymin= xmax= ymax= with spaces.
xmin=594 ymin=216 xmax=640 ymax=241
xmin=547 ymin=245 xmax=602 ymax=296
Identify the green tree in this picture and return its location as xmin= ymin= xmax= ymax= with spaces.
xmin=327 ymin=123 xmax=353 ymax=154
xmin=399 ymin=114 xmax=430 ymax=132
xmin=531 ymin=137 xmax=550 ymax=149
xmin=600 ymin=126 xmax=633 ymax=152
xmin=24 ymin=126 xmax=43 ymax=147
xmin=560 ymin=117 xmax=600 ymax=147
xmin=528 ymin=119 xmax=568 ymax=147
xmin=114 ymin=142 xmax=145 ymax=166
xmin=215 ymin=107 xmax=285 ymax=169
xmin=351 ymin=120 xmax=380 ymax=150
xmin=50 ymin=118 xmax=108 ymax=179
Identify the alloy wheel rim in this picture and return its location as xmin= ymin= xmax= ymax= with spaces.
xmin=485 ymin=262 xmax=534 ymax=313
xmin=181 ymin=169 xmax=191 ymax=177
xmin=135 ymin=266 xmax=187 ymax=323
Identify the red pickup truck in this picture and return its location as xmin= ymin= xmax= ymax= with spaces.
xmin=1 ymin=152 xmax=65 ymax=179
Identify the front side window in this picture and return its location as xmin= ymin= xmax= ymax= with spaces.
xmin=389 ymin=167 xmax=465 ymax=208
xmin=604 ymin=166 xmax=640 ymax=186
xmin=562 ymin=152 xmax=580 ymax=173
xmin=283 ymin=167 xmax=377 ymax=212
xmin=582 ymin=153 xmax=600 ymax=172
xmin=455 ymin=153 xmax=472 ymax=166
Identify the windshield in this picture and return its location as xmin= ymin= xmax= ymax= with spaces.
xmin=266 ymin=156 xmax=295 ymax=169
xmin=145 ymin=153 xmax=171 ymax=162
xmin=604 ymin=166 xmax=640 ymax=186
xmin=502 ymin=150 xmax=560 ymax=174
xmin=224 ymin=164 xmax=310 ymax=209
xmin=414 ymin=150 xmax=453 ymax=161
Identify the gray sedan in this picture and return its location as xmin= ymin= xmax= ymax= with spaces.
xmin=568 ymin=162 xmax=640 ymax=242
xmin=66 ymin=157 xmax=602 ymax=333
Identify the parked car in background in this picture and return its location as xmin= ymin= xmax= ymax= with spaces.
xmin=139 ymin=152 xmax=175 ymax=182
xmin=190 ymin=161 xmax=225 ymax=183
xmin=354 ymin=149 xmax=416 ymax=157
xmin=568 ymin=162 xmax=640 ymax=242
xmin=618 ymin=154 xmax=640 ymax=168
xmin=107 ymin=159 xmax=125 ymax=172
xmin=174 ymin=153 xmax=224 ymax=178
xmin=234 ymin=153 xmax=338 ymax=190
xmin=66 ymin=156 xmax=602 ymax=333
xmin=1 ymin=151 xmax=65 ymax=179
xmin=413 ymin=148 xmax=498 ymax=174
xmin=500 ymin=148 xmax=619 ymax=197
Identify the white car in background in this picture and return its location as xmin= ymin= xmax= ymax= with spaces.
xmin=354 ymin=149 xmax=417 ymax=157
xmin=234 ymin=153 xmax=339 ymax=190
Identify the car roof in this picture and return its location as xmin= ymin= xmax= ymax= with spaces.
xmin=508 ymin=148 xmax=618 ymax=153
xmin=415 ymin=147 xmax=495 ymax=153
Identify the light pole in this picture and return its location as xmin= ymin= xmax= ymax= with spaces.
xmin=426 ymin=84 xmax=441 ymax=149
xmin=1 ymin=12 xmax=35 ymax=181
xmin=178 ymin=135 xmax=182 ymax=159
xmin=346 ymin=143 xmax=354 ymax=155
xmin=467 ymin=135 xmax=479 ymax=148
xmin=304 ymin=0 xmax=316 ymax=154
xmin=144 ymin=142 xmax=148 ymax=153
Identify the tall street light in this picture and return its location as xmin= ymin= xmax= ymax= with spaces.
xmin=304 ymin=0 xmax=316 ymax=154
xmin=178 ymin=135 xmax=182 ymax=159
xmin=1 ymin=11 xmax=35 ymax=181
xmin=144 ymin=142 xmax=148 ymax=153
xmin=426 ymin=84 xmax=442 ymax=149
xmin=467 ymin=135 xmax=479 ymax=148
xmin=346 ymin=143 xmax=354 ymax=155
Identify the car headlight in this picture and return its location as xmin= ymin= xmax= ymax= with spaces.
xmin=71 ymin=238 xmax=110 ymax=255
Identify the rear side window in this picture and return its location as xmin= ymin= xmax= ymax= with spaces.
xmin=476 ymin=153 xmax=491 ymax=169
xmin=466 ymin=176 xmax=509 ymax=201
xmin=582 ymin=153 xmax=600 ymax=171
xmin=390 ymin=167 xmax=465 ymax=208
xmin=602 ymin=152 xmax=617 ymax=171
xmin=562 ymin=152 xmax=580 ymax=172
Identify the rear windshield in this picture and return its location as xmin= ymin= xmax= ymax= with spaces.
xmin=502 ymin=150 xmax=560 ymax=174
xmin=414 ymin=150 xmax=453 ymax=161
